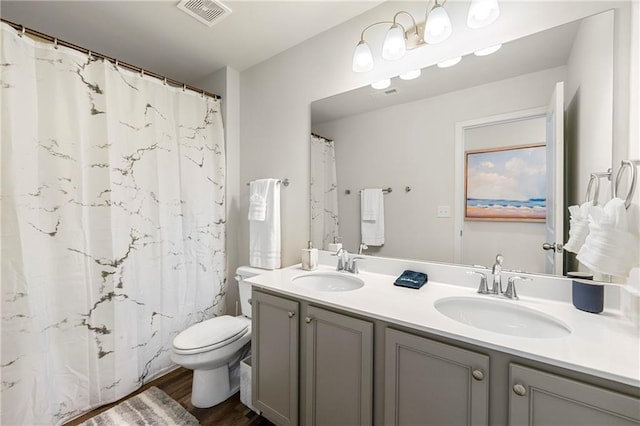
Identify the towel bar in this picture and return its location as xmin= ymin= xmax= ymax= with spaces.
xmin=613 ymin=160 xmax=638 ymax=209
xmin=246 ymin=178 xmax=289 ymax=187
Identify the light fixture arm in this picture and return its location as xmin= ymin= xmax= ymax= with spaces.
xmin=359 ymin=20 xmax=395 ymax=41
xmin=392 ymin=11 xmax=418 ymax=37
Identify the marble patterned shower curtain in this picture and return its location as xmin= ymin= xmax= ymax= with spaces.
xmin=310 ymin=134 xmax=339 ymax=250
xmin=1 ymin=23 xmax=226 ymax=425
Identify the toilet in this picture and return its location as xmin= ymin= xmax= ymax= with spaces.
xmin=171 ymin=265 xmax=263 ymax=408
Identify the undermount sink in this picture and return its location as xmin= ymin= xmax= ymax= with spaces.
xmin=292 ymin=271 xmax=365 ymax=292
xmin=434 ymin=297 xmax=571 ymax=338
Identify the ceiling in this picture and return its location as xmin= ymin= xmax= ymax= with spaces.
xmin=0 ymin=0 xmax=382 ymax=84
xmin=312 ymin=19 xmax=580 ymax=124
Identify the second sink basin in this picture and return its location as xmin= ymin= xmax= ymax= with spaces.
xmin=293 ymin=271 xmax=365 ymax=292
xmin=434 ymin=297 xmax=571 ymax=338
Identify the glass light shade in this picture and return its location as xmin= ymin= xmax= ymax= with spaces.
xmin=382 ymin=24 xmax=407 ymax=61
xmin=371 ymin=79 xmax=391 ymax=90
xmin=352 ymin=40 xmax=374 ymax=72
xmin=424 ymin=5 xmax=452 ymax=44
xmin=399 ymin=69 xmax=421 ymax=80
xmin=467 ymin=0 xmax=500 ymax=29
xmin=474 ymin=44 xmax=502 ymax=56
xmin=437 ymin=56 xmax=462 ymax=68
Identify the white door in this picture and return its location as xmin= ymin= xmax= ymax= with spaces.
xmin=544 ymin=82 xmax=565 ymax=275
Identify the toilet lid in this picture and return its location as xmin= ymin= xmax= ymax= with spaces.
xmin=173 ymin=315 xmax=248 ymax=351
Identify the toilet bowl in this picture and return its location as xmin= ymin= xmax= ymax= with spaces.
xmin=170 ymin=266 xmax=264 ymax=408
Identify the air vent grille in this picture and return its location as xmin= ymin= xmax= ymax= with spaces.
xmin=177 ymin=0 xmax=232 ymax=27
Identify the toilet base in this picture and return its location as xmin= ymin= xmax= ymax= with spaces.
xmin=191 ymin=364 xmax=240 ymax=408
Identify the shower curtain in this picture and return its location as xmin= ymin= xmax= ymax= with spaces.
xmin=1 ymin=23 xmax=226 ymax=425
xmin=310 ymin=134 xmax=339 ymax=250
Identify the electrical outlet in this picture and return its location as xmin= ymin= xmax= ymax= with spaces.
xmin=437 ymin=205 xmax=451 ymax=218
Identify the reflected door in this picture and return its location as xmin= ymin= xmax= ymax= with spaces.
xmin=544 ymin=82 xmax=565 ymax=275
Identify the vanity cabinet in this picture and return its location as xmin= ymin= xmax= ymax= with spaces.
xmin=252 ymin=290 xmax=374 ymax=426
xmin=509 ymin=364 xmax=640 ymax=425
xmin=252 ymin=291 xmax=299 ymax=426
xmin=303 ymin=305 xmax=373 ymax=425
xmin=384 ymin=328 xmax=490 ymax=426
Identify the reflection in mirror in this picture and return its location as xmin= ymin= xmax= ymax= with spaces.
xmin=310 ymin=10 xmax=615 ymax=276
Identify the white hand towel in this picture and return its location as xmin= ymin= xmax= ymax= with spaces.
xmin=361 ymin=188 xmax=380 ymax=221
xmin=577 ymin=198 xmax=640 ymax=278
xmin=361 ymin=189 xmax=384 ymax=246
xmin=564 ymin=201 xmax=593 ymax=254
xmin=248 ymin=180 xmax=269 ymax=221
xmin=249 ymin=179 xmax=281 ymax=269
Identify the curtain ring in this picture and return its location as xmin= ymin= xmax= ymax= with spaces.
xmin=88 ymin=50 xmax=92 ymax=60
xmin=140 ymin=69 xmax=145 ymax=77
xmin=163 ymin=77 xmax=167 ymax=85
xmin=19 ymin=25 xmax=25 ymax=37
xmin=53 ymin=38 xmax=59 ymax=49
xmin=115 ymin=59 xmax=119 ymax=67
xmin=201 ymin=90 xmax=205 ymax=98
xmin=183 ymin=84 xmax=186 ymax=92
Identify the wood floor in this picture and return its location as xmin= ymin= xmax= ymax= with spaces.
xmin=65 ymin=367 xmax=274 ymax=426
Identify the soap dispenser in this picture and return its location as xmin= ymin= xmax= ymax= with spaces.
xmin=328 ymin=236 xmax=342 ymax=253
xmin=301 ymin=241 xmax=318 ymax=271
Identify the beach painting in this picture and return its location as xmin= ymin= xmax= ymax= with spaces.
xmin=465 ymin=144 xmax=546 ymax=221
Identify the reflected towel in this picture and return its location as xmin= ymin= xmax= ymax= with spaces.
xmin=248 ymin=180 xmax=269 ymax=221
xmin=577 ymin=198 xmax=639 ymax=278
xmin=361 ymin=188 xmax=384 ymax=246
xmin=249 ymin=179 xmax=281 ymax=269
xmin=564 ymin=201 xmax=593 ymax=253
xmin=361 ymin=188 xmax=381 ymax=221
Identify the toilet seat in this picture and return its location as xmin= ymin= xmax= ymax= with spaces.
xmin=173 ymin=315 xmax=249 ymax=355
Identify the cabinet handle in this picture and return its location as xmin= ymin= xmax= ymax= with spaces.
xmin=288 ymin=311 xmax=295 ymax=318
xmin=472 ymin=369 xmax=485 ymax=381
xmin=513 ymin=383 xmax=527 ymax=396
xmin=305 ymin=317 xmax=313 ymax=323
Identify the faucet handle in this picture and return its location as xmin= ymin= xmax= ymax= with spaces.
xmin=468 ymin=271 xmax=489 ymax=294
xmin=495 ymin=254 xmax=504 ymax=265
xmin=349 ymin=256 xmax=365 ymax=274
xmin=504 ymin=276 xmax=530 ymax=300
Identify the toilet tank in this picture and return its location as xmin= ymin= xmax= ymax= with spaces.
xmin=235 ymin=266 xmax=267 ymax=318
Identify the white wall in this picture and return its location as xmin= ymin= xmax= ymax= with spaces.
xmin=239 ymin=1 xmax=637 ymax=269
xmin=194 ymin=66 xmax=242 ymax=315
xmin=313 ymin=67 xmax=563 ymax=270
xmin=565 ymin=11 xmax=614 ymax=207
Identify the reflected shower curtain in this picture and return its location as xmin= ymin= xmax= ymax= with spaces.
xmin=1 ymin=23 xmax=226 ymax=425
xmin=310 ymin=134 xmax=339 ymax=250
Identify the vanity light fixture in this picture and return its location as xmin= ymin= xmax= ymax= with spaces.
xmin=437 ymin=56 xmax=462 ymax=68
xmin=352 ymin=0 xmax=500 ymax=73
xmin=371 ymin=78 xmax=391 ymax=90
xmin=399 ymin=69 xmax=422 ymax=80
xmin=474 ymin=43 xmax=502 ymax=56
xmin=467 ymin=0 xmax=500 ymax=29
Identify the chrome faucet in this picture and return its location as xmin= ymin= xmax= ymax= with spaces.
xmin=346 ymin=256 xmax=364 ymax=274
xmin=333 ymin=248 xmax=363 ymax=273
xmin=333 ymin=248 xmax=347 ymax=271
xmin=504 ymin=276 xmax=531 ymax=300
xmin=358 ymin=243 xmax=368 ymax=255
xmin=491 ymin=254 xmax=504 ymax=294
xmin=468 ymin=271 xmax=489 ymax=294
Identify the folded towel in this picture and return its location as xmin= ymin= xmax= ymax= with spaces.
xmin=564 ymin=201 xmax=593 ymax=253
xmin=249 ymin=179 xmax=281 ymax=269
xmin=394 ymin=270 xmax=429 ymax=289
xmin=361 ymin=189 xmax=384 ymax=246
xmin=577 ymin=198 xmax=639 ymax=277
xmin=248 ymin=180 xmax=269 ymax=221
xmin=361 ymin=188 xmax=380 ymax=221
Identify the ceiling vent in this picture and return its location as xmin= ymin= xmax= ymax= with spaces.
xmin=177 ymin=0 xmax=232 ymax=27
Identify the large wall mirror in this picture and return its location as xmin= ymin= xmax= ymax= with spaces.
xmin=310 ymin=10 xmax=617 ymax=276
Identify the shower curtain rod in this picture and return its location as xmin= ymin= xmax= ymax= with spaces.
xmin=311 ymin=132 xmax=333 ymax=142
xmin=1 ymin=18 xmax=221 ymax=100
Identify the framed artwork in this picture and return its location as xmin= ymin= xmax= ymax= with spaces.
xmin=465 ymin=144 xmax=546 ymax=222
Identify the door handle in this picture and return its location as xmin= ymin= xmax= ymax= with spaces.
xmin=542 ymin=242 xmax=563 ymax=253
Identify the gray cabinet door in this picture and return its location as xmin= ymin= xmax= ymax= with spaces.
xmin=384 ymin=328 xmax=490 ymax=426
xmin=304 ymin=305 xmax=373 ymax=426
xmin=252 ymin=290 xmax=299 ymax=426
xmin=509 ymin=364 xmax=640 ymax=425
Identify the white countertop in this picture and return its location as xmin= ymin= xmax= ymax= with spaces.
xmin=247 ymin=263 xmax=640 ymax=389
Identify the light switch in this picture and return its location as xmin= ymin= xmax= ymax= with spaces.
xmin=437 ymin=205 xmax=451 ymax=218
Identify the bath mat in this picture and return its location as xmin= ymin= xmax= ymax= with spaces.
xmin=80 ymin=386 xmax=199 ymax=425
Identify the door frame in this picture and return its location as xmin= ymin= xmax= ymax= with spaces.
xmin=453 ymin=107 xmax=548 ymax=264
